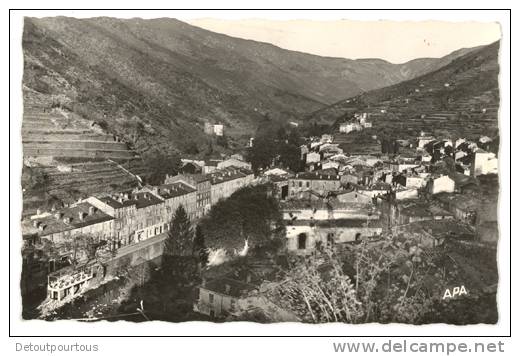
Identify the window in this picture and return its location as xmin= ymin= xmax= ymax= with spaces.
xmin=209 ymin=293 xmax=214 ymax=304
xmin=306 ymin=182 xmax=310 ymax=188
xmin=299 ymin=182 xmax=302 ymax=188
xmin=298 ymin=233 xmax=307 ymax=250
xmin=327 ymin=233 xmax=335 ymax=246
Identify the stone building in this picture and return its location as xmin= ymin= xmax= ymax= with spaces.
xmin=427 ymin=175 xmax=455 ymax=195
xmin=87 ymin=190 xmax=167 ymax=246
xmin=149 ymin=182 xmax=197 ymax=222
xmin=204 ymin=122 xmax=224 ymax=137
xmin=334 ymin=189 xmax=373 ymax=204
xmin=47 ymin=261 xmax=104 ymax=301
xmin=281 ymin=200 xmax=382 ymax=254
xmin=195 ymin=276 xmax=258 ymax=318
xmin=23 ymin=202 xmax=115 ymax=246
xmin=339 ymin=122 xmax=362 ymax=133
xmin=288 ymin=172 xmax=341 ymax=197
xmin=305 ymin=152 xmax=321 ymax=164
xmin=381 ymin=199 xmax=453 ymax=228
xmin=209 ymin=167 xmax=255 ymax=204
xmin=166 ymin=173 xmax=212 ymax=218
xmin=213 ymin=124 xmax=224 ymax=136
xmin=472 ymin=149 xmax=498 ymax=176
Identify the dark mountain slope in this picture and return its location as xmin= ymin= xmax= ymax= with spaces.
xmin=23 ymin=17 xmax=482 ymax=156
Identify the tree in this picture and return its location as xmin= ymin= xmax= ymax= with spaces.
xmin=29 ymin=234 xmax=109 ymax=274
xmin=271 ymin=240 xmax=453 ymax=324
xmin=287 ymin=127 xmax=303 ymax=147
xmin=216 ymin=135 xmax=228 ymax=148
xmin=200 ymin=185 xmax=285 ymax=252
xmin=248 ymin=134 xmax=276 ymax=172
xmin=22 ymin=165 xmax=49 ymax=191
xmin=279 ymin=142 xmax=302 ymax=172
xmin=61 ymin=234 xmax=110 ymax=268
xmin=272 ymin=248 xmax=363 ymax=323
xmin=192 ymin=225 xmax=209 ymax=266
xmin=247 ymin=124 xmax=304 ymax=173
xmin=144 ymin=150 xmax=181 ymax=186
xmin=164 ymin=205 xmax=193 ymax=257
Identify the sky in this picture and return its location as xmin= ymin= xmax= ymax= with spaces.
xmin=186 ymin=19 xmax=501 ymax=64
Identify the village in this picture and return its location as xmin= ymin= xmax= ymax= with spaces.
xmin=20 ymin=109 xmax=500 ymax=323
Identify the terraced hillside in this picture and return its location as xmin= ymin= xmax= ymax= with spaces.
xmin=23 ymin=104 xmax=139 ymax=160
xmin=22 ymin=158 xmax=147 ymax=218
xmin=309 ymin=41 xmax=500 ymax=141
xmin=21 ymin=98 xmax=147 ymax=217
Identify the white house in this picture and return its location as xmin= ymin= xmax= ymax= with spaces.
xmin=321 ymin=161 xmax=340 ymax=171
xmin=281 ymin=201 xmax=381 ymax=254
xmin=472 ymin=149 xmax=498 ymax=176
xmin=417 ymin=136 xmax=435 ymax=149
xmin=427 ymin=175 xmax=455 ymax=195
xmin=395 ymin=187 xmax=419 ymax=200
xmin=306 ymin=152 xmax=321 ymax=164
xmin=213 ymin=124 xmax=224 ymax=136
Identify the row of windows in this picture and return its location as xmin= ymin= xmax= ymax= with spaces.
xmin=291 ymin=181 xmax=311 ymax=188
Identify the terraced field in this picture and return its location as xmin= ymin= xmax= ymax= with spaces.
xmin=22 ymin=159 xmax=148 ymax=217
xmin=311 ymin=42 xmax=500 ymax=141
xmin=22 ymin=106 xmax=139 ymax=160
xmin=21 ymin=103 xmax=147 ymax=216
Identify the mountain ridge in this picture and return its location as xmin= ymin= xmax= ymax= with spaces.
xmin=23 ymin=17 xmax=485 ymax=156
xmin=307 ymin=41 xmax=500 ymax=141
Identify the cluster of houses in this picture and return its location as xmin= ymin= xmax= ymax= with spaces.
xmin=339 ymin=112 xmax=373 ymax=133
xmin=194 ymin=130 xmax=498 ymax=319
xmin=258 ymin=130 xmax=498 ymax=253
xmin=21 ymin=156 xmax=255 ymax=301
xmin=415 ymin=132 xmax=498 ymax=177
xmin=21 ymin=124 xmax=498 ymax=316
